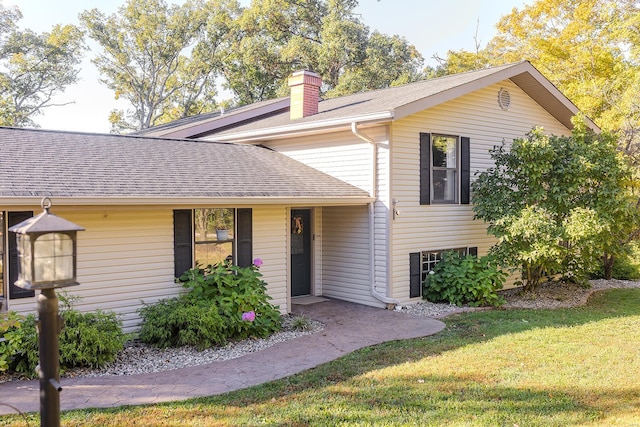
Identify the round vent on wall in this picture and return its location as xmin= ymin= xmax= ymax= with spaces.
xmin=498 ymin=88 xmax=511 ymax=110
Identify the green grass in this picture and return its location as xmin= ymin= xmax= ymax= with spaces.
xmin=2 ymin=289 xmax=640 ymax=426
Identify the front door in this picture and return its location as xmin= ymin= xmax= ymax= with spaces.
xmin=291 ymin=209 xmax=311 ymax=297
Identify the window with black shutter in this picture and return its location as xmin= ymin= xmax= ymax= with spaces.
xmin=420 ymin=133 xmax=471 ymax=205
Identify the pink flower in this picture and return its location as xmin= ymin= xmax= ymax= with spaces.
xmin=253 ymin=258 xmax=263 ymax=267
xmin=242 ymin=311 xmax=256 ymax=322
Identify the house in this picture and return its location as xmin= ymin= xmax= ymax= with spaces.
xmin=0 ymin=61 xmax=597 ymax=331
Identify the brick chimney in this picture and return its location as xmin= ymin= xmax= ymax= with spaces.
xmin=288 ymin=70 xmax=322 ymax=120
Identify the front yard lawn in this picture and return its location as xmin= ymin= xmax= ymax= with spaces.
xmin=2 ymin=288 xmax=639 ymax=426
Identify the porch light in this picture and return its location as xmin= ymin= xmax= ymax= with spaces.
xmin=8 ymin=197 xmax=84 ymax=427
xmin=9 ymin=197 xmax=84 ymax=290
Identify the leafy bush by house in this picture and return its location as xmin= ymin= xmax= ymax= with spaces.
xmin=139 ymin=260 xmax=282 ymax=349
xmin=138 ymin=297 xmax=226 ymax=349
xmin=0 ymin=311 xmax=28 ymax=373
xmin=423 ymin=251 xmax=507 ymax=307
xmin=1 ymin=296 xmax=125 ymax=377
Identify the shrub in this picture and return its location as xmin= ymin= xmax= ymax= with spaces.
xmin=0 ymin=311 xmax=28 ymax=372
xmin=138 ymin=297 xmax=226 ymax=349
xmin=180 ymin=260 xmax=282 ymax=340
xmin=59 ymin=308 xmax=127 ymax=369
xmin=423 ymin=251 xmax=507 ymax=307
xmin=3 ymin=296 xmax=125 ymax=377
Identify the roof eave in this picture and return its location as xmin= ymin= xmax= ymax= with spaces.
xmin=208 ymin=111 xmax=394 ymax=142
xmin=0 ymin=196 xmax=375 ymax=207
xmin=393 ymin=61 xmax=599 ymax=132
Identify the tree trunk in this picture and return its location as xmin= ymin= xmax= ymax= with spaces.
xmin=603 ymin=252 xmax=615 ymax=280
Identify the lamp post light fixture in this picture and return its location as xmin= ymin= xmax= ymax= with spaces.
xmin=8 ymin=197 xmax=84 ymax=427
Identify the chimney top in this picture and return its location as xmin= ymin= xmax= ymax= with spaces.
xmin=288 ymin=70 xmax=322 ymax=120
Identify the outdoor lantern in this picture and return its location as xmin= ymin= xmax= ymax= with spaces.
xmin=8 ymin=197 xmax=84 ymax=427
xmin=9 ymin=197 xmax=84 ymax=290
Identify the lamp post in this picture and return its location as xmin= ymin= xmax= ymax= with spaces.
xmin=8 ymin=198 xmax=84 ymax=427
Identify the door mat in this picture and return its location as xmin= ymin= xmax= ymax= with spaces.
xmin=291 ymin=296 xmax=329 ymax=305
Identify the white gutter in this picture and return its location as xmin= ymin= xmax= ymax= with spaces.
xmin=351 ymin=122 xmax=400 ymax=308
xmin=211 ymin=111 xmax=394 ymax=143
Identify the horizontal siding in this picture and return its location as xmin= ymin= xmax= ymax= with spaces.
xmin=265 ymin=129 xmax=376 ymax=193
xmin=5 ymin=205 xmax=293 ymax=332
xmin=321 ymin=206 xmax=382 ymax=307
xmin=390 ymin=80 xmax=572 ymax=304
xmin=6 ymin=207 xmax=179 ymax=333
xmin=252 ymin=206 xmax=288 ymax=313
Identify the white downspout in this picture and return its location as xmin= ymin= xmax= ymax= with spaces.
xmin=351 ymin=122 xmax=400 ymax=308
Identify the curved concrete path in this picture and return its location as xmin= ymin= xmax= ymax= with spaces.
xmin=0 ymin=299 xmax=445 ymax=416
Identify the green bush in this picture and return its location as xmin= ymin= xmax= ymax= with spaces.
xmin=138 ymin=297 xmax=226 ymax=349
xmin=59 ymin=308 xmax=127 ymax=369
xmin=0 ymin=311 xmax=30 ymax=372
xmin=180 ymin=260 xmax=282 ymax=341
xmin=423 ymin=252 xmax=507 ymax=307
xmin=2 ymin=296 xmax=125 ymax=377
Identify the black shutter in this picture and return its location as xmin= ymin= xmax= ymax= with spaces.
xmin=461 ymin=136 xmax=471 ymax=204
xmin=409 ymin=252 xmax=421 ymax=298
xmin=419 ymin=132 xmax=431 ymax=205
xmin=8 ymin=211 xmax=35 ymax=299
xmin=173 ymin=210 xmax=193 ymax=279
xmin=468 ymin=246 xmax=478 ymax=257
xmin=236 ymin=208 xmax=253 ymax=267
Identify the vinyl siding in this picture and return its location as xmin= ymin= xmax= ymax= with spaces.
xmin=4 ymin=205 xmax=291 ymax=332
xmin=252 ymin=206 xmax=288 ymax=312
xmin=264 ymin=127 xmax=390 ymax=307
xmin=6 ymin=206 xmax=178 ymax=333
xmin=390 ymin=80 xmax=571 ymax=304
xmin=321 ymin=205 xmax=382 ymax=307
xmin=264 ymin=129 xmax=375 ymax=193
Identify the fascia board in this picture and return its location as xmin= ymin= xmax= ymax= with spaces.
xmin=0 ymin=196 xmax=375 ymax=207
xmin=208 ymin=111 xmax=394 ymax=142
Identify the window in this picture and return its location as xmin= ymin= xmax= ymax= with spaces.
xmin=420 ymin=133 xmax=470 ymax=205
xmin=409 ymin=247 xmax=477 ymax=298
xmin=173 ymin=208 xmax=252 ymax=278
xmin=194 ymin=208 xmax=235 ymax=267
xmin=431 ymin=135 xmax=458 ymax=202
xmin=0 ymin=212 xmax=3 ymax=303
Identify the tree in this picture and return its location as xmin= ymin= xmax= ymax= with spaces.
xmin=433 ymin=0 xmax=640 ymax=141
xmin=0 ymin=4 xmax=85 ymax=127
xmin=81 ymin=0 xmax=241 ymax=132
xmin=222 ymin=0 xmax=424 ymax=104
xmin=472 ymin=118 xmax=639 ymax=290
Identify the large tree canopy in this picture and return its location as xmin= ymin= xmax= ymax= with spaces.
xmin=82 ymin=0 xmax=425 ymax=129
xmin=434 ymin=0 xmax=640 ymax=153
xmin=0 ymin=3 xmax=85 ymax=127
xmin=224 ymin=0 xmax=424 ymax=104
xmin=81 ymin=0 xmax=242 ymax=132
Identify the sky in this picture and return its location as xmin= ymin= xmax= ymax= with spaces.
xmin=5 ymin=0 xmax=532 ymax=133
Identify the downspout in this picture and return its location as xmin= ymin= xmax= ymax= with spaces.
xmin=351 ymin=122 xmax=400 ymax=308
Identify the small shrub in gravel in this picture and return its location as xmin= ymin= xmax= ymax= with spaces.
xmin=3 ymin=296 xmax=125 ymax=378
xmin=138 ymin=297 xmax=226 ymax=349
xmin=423 ymin=251 xmax=507 ymax=307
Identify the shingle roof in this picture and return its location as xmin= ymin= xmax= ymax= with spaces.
xmin=0 ymin=127 xmax=371 ymax=204
xmin=139 ymin=61 xmax=598 ymax=141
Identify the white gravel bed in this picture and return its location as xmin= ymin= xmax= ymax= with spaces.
xmin=0 ymin=315 xmax=323 ymax=382
xmin=400 ymin=279 xmax=640 ymax=318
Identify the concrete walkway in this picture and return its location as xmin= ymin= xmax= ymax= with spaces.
xmin=0 ymin=299 xmax=445 ymax=416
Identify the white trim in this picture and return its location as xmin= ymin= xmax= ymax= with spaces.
xmin=0 ymin=196 xmax=374 ymax=207
xmin=209 ymin=112 xmax=394 ymax=143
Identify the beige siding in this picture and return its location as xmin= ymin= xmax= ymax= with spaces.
xmin=5 ymin=205 xmax=292 ymax=332
xmin=264 ymin=130 xmax=375 ymax=193
xmin=390 ymin=80 xmax=571 ymax=304
xmin=252 ymin=206 xmax=289 ymax=313
xmin=6 ymin=206 xmax=179 ymax=332
xmin=321 ymin=206 xmax=382 ymax=307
